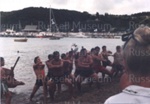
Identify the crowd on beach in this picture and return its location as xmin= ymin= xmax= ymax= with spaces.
xmin=1 ymin=26 xmax=150 ymax=104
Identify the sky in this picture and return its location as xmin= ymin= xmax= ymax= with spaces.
xmin=0 ymin=0 xmax=150 ymax=15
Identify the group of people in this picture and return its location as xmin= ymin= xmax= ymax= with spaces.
xmin=0 ymin=45 xmax=124 ymax=104
xmin=29 ymin=44 xmax=124 ymax=103
xmin=1 ymin=26 xmax=150 ymax=104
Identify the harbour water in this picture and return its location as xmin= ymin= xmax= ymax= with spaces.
xmin=0 ymin=37 xmax=124 ymax=103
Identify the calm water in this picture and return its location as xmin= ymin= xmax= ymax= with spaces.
xmin=0 ymin=37 xmax=124 ymax=95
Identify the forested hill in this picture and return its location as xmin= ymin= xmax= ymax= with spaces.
xmin=1 ymin=7 xmax=150 ymax=32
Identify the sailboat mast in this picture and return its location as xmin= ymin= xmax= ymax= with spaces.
xmin=49 ymin=5 xmax=51 ymax=32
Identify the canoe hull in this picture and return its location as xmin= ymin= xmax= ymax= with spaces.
xmin=14 ymin=38 xmax=27 ymax=42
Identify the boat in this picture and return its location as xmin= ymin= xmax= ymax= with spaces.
xmin=68 ymin=32 xmax=90 ymax=38
xmin=48 ymin=6 xmax=62 ymax=40
xmin=49 ymin=36 xmax=61 ymax=40
xmin=14 ymin=38 xmax=27 ymax=42
xmin=114 ymin=36 xmax=121 ymax=39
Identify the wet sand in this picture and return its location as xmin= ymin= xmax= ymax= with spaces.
xmin=1 ymin=77 xmax=121 ymax=104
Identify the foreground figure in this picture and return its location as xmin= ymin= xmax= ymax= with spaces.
xmin=0 ymin=57 xmax=12 ymax=104
xmin=0 ymin=57 xmax=25 ymax=104
xmin=105 ymin=26 xmax=150 ymax=103
xmin=30 ymin=56 xmax=47 ymax=103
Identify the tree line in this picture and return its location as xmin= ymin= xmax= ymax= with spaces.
xmin=1 ymin=7 xmax=150 ymax=32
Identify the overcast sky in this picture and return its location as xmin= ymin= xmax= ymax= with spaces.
xmin=0 ymin=0 xmax=150 ymax=15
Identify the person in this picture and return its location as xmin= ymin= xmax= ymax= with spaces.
xmin=104 ymin=26 xmax=150 ymax=103
xmin=47 ymin=51 xmax=73 ymax=101
xmin=45 ymin=54 xmax=53 ymax=81
xmin=0 ymin=57 xmax=12 ymax=104
xmin=112 ymin=46 xmax=124 ymax=77
xmin=101 ymin=46 xmax=112 ymax=67
xmin=77 ymin=48 xmax=100 ymax=91
xmin=46 ymin=54 xmax=64 ymax=94
xmin=66 ymin=51 xmax=74 ymax=73
xmin=0 ymin=57 xmax=24 ymax=88
xmin=30 ymin=56 xmax=47 ymax=103
xmin=74 ymin=52 xmax=80 ymax=78
xmin=91 ymin=46 xmax=112 ymax=79
xmin=61 ymin=53 xmax=74 ymax=80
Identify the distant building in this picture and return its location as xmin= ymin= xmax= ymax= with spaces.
xmin=23 ymin=25 xmax=41 ymax=32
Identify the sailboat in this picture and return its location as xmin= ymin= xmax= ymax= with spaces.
xmin=14 ymin=21 xmax=28 ymax=42
xmin=48 ymin=6 xmax=62 ymax=40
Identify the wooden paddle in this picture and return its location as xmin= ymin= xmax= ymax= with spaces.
xmin=11 ymin=56 xmax=20 ymax=77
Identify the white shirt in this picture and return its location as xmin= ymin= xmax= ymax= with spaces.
xmin=104 ymin=85 xmax=150 ymax=104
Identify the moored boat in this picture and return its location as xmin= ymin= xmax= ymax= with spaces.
xmin=14 ymin=38 xmax=28 ymax=42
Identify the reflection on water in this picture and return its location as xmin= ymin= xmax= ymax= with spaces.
xmin=0 ymin=37 xmax=124 ymax=94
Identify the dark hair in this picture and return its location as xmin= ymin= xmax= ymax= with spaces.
xmin=102 ymin=46 xmax=106 ymax=49
xmin=75 ymin=52 xmax=79 ymax=59
xmin=34 ymin=56 xmax=39 ymax=64
xmin=61 ymin=53 xmax=66 ymax=59
xmin=0 ymin=57 xmax=4 ymax=66
xmin=53 ymin=51 xmax=60 ymax=58
xmin=48 ymin=54 xmax=53 ymax=60
xmin=95 ymin=46 xmax=100 ymax=50
xmin=80 ymin=48 xmax=86 ymax=53
xmin=116 ymin=46 xmax=121 ymax=50
xmin=80 ymin=48 xmax=87 ymax=56
xmin=90 ymin=48 xmax=95 ymax=52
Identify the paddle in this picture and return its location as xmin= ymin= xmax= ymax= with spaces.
xmin=11 ymin=56 xmax=20 ymax=77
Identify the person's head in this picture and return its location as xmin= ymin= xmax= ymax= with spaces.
xmin=75 ymin=52 xmax=79 ymax=59
xmin=34 ymin=56 xmax=41 ymax=64
xmin=80 ymin=48 xmax=87 ymax=57
xmin=68 ymin=51 xmax=73 ymax=57
xmin=90 ymin=48 xmax=95 ymax=54
xmin=53 ymin=51 xmax=60 ymax=60
xmin=95 ymin=46 xmax=100 ymax=54
xmin=61 ymin=53 xmax=66 ymax=59
xmin=116 ymin=46 xmax=121 ymax=52
xmin=102 ymin=46 xmax=106 ymax=51
xmin=48 ymin=54 xmax=53 ymax=60
xmin=0 ymin=57 xmax=5 ymax=66
xmin=123 ymin=26 xmax=150 ymax=77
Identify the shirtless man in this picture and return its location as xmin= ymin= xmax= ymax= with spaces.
xmin=101 ymin=46 xmax=113 ymax=67
xmin=77 ymin=48 xmax=99 ymax=92
xmin=30 ymin=56 xmax=46 ymax=103
xmin=91 ymin=47 xmax=112 ymax=79
xmin=0 ymin=57 xmax=24 ymax=88
xmin=112 ymin=46 xmax=124 ymax=76
xmin=66 ymin=51 xmax=74 ymax=73
xmin=0 ymin=57 xmax=12 ymax=104
xmin=61 ymin=53 xmax=74 ymax=79
xmin=47 ymin=51 xmax=73 ymax=101
xmin=46 ymin=54 xmax=62 ymax=94
xmin=45 ymin=54 xmax=53 ymax=80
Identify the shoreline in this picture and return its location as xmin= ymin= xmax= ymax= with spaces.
xmin=1 ymin=77 xmax=121 ymax=104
